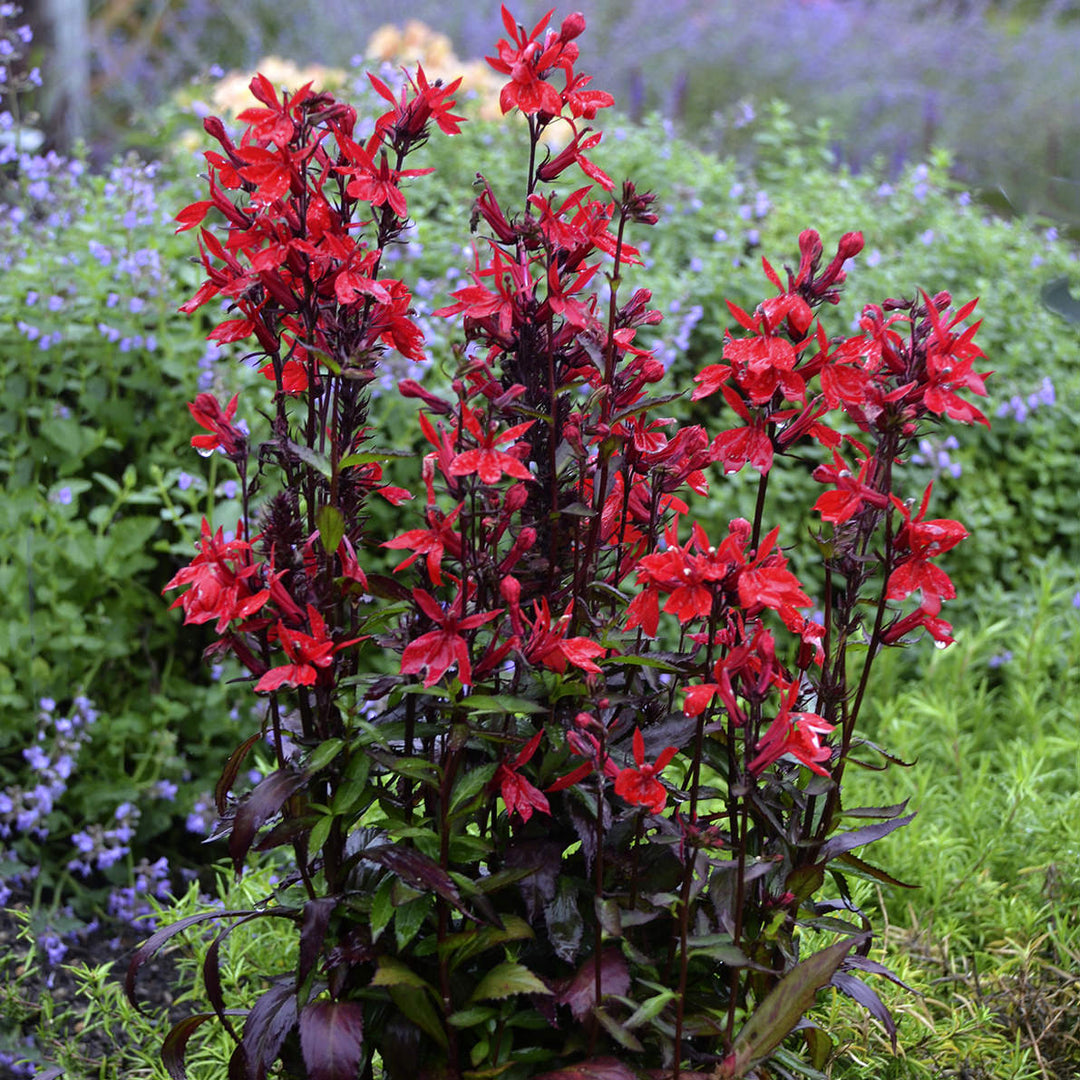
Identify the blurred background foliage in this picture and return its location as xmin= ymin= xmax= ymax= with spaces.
xmin=27 ymin=0 xmax=1080 ymax=224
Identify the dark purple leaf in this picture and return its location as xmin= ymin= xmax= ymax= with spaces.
xmin=831 ymin=972 xmax=897 ymax=1049
xmin=840 ymin=798 xmax=910 ymax=820
xmin=299 ymin=1000 xmax=365 ymax=1080
xmin=504 ymin=839 xmax=561 ymax=921
xmin=843 ymin=954 xmax=916 ymax=992
xmin=534 ymin=1056 xmax=640 ymax=1080
xmin=215 ymin=732 xmax=265 ymax=814
xmin=126 ymin=908 xmax=257 ymax=1007
xmin=299 ymin=898 xmax=337 ymax=989
xmin=161 ymin=1011 xmax=247 ymax=1080
xmin=203 ymin=911 xmax=298 ymax=1043
xmin=836 ymin=850 xmax=919 ymax=889
xmin=364 ymin=845 xmax=473 ymax=920
xmin=817 ymin=812 xmax=916 ymax=863
xmin=238 ymin=977 xmax=298 ymax=1080
xmin=719 ymin=934 xmax=866 ymax=1078
xmin=557 ymin=949 xmax=630 ymax=1021
xmin=365 ymin=572 xmax=413 ymax=602
xmin=229 ymin=768 xmax=309 ymax=874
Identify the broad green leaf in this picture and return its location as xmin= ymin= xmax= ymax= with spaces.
xmin=450 ymin=762 xmax=498 ymax=814
xmin=338 ymin=449 xmax=413 ymax=467
xmin=394 ymin=894 xmax=434 ymax=951
xmin=446 ymin=1005 xmax=498 ymax=1029
xmin=471 ymin=962 xmax=552 ymax=1002
xmin=286 ymin=439 xmax=332 ymax=478
xmin=623 ymin=990 xmax=678 ymax=1030
xmin=316 ymin=505 xmax=345 ymax=555
xmin=370 ymin=878 xmax=393 ymax=943
xmin=307 ymin=812 xmax=334 ymax=856
xmin=371 ymin=956 xmax=437 ymax=993
xmin=388 ymin=985 xmax=448 ymax=1050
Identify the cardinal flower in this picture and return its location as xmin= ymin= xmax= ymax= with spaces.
xmin=748 ymin=682 xmax=834 ymax=777
xmin=400 ymin=588 xmax=501 ymax=688
xmin=493 ymin=730 xmax=551 ymax=823
xmin=255 ymin=605 xmax=360 ymax=693
xmin=613 ymin=728 xmax=679 ymax=814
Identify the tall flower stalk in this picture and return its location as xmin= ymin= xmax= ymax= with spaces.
xmin=131 ymin=9 xmax=990 ymax=1079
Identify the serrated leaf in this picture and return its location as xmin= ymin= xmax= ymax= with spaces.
xmin=817 ymin=813 xmax=916 ymax=863
xmin=238 ymin=978 xmax=297 ymax=1080
xmin=286 ymin=439 xmax=332 ymax=478
xmin=471 ymin=962 xmax=552 ymax=1002
xmin=306 ymin=738 xmax=346 ymax=776
xmin=447 ymin=1005 xmax=498 ymax=1029
xmin=394 ymin=894 xmax=433 ymax=951
xmin=229 ymin=769 xmax=309 ymax=875
xmin=593 ymin=1007 xmax=644 ymax=1052
xmin=450 ymin=762 xmax=498 ymax=813
xmin=371 ymin=956 xmax=437 ymax=993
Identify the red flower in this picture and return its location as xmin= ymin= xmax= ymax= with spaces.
xmin=188 ymin=392 xmax=246 ymax=458
xmin=400 ymin=588 xmax=501 ymax=688
xmin=886 ymin=484 xmax=968 ymax=613
xmin=494 ymin=730 xmax=551 ymax=823
xmin=748 ymin=682 xmax=834 ymax=777
xmin=163 ymin=519 xmax=267 ymax=634
xmin=382 ymin=503 xmax=464 ymax=586
xmin=368 ymin=64 xmax=466 ymax=138
xmin=613 ymin=728 xmax=678 ymax=814
xmin=255 ymin=605 xmax=360 ymax=693
xmin=449 ymin=406 xmax=535 ymax=485
xmin=486 ymin=6 xmax=566 ymax=117
xmin=522 ymin=598 xmax=606 ymax=676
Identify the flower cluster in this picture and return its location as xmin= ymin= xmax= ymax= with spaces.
xmin=148 ymin=10 xmax=989 ymax=1080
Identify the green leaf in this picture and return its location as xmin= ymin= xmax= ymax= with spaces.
xmin=371 ymin=956 xmax=437 ymax=993
xmin=719 ymin=935 xmax=865 ymax=1079
xmin=461 ymin=695 xmax=548 ymax=715
xmin=471 ymin=962 xmax=552 ymax=1002
xmin=593 ymin=1007 xmax=644 ymax=1053
xmin=286 ymin=439 xmax=332 ymax=478
xmin=305 ymin=738 xmax=345 ymax=776
xmin=338 ymin=449 xmax=413 ymax=468
xmin=388 ymin=985 xmax=448 ymax=1050
xmin=316 ymin=505 xmax=345 ymax=555
xmin=308 ymin=812 xmax=334 ymax=856
xmin=370 ymin=878 xmax=394 ymax=943
xmin=450 ymin=762 xmax=498 ymax=813
xmin=446 ymin=1005 xmax=498 ymax=1029
xmin=394 ymin=894 xmax=433 ymax=951
xmin=623 ymin=990 xmax=678 ymax=1030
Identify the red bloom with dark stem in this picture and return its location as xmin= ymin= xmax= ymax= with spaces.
xmin=494 ymin=730 xmax=551 ymax=823
xmin=188 ymin=392 xmax=246 ymax=459
xmin=255 ymin=605 xmax=360 ymax=693
xmin=614 ymin=728 xmax=679 ymax=814
xmin=400 ymin=588 xmax=501 ymax=688
xmin=748 ymin=681 xmax=835 ymax=777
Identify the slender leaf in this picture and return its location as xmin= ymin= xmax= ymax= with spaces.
xmin=238 ymin=978 xmax=298 ymax=1080
xmin=817 ymin=812 xmax=916 ymax=863
xmin=832 ymin=972 xmax=897 ymax=1049
xmin=229 ymin=768 xmax=309 ymax=874
xmin=718 ymin=935 xmax=866 ymax=1078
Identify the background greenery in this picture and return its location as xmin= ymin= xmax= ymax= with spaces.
xmin=2 ymin=14 xmax=1079 ymax=1078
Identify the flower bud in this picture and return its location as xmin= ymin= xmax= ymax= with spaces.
xmin=559 ymin=12 xmax=587 ymax=42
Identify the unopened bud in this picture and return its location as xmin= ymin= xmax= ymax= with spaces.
xmin=559 ymin=12 xmax=587 ymax=42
